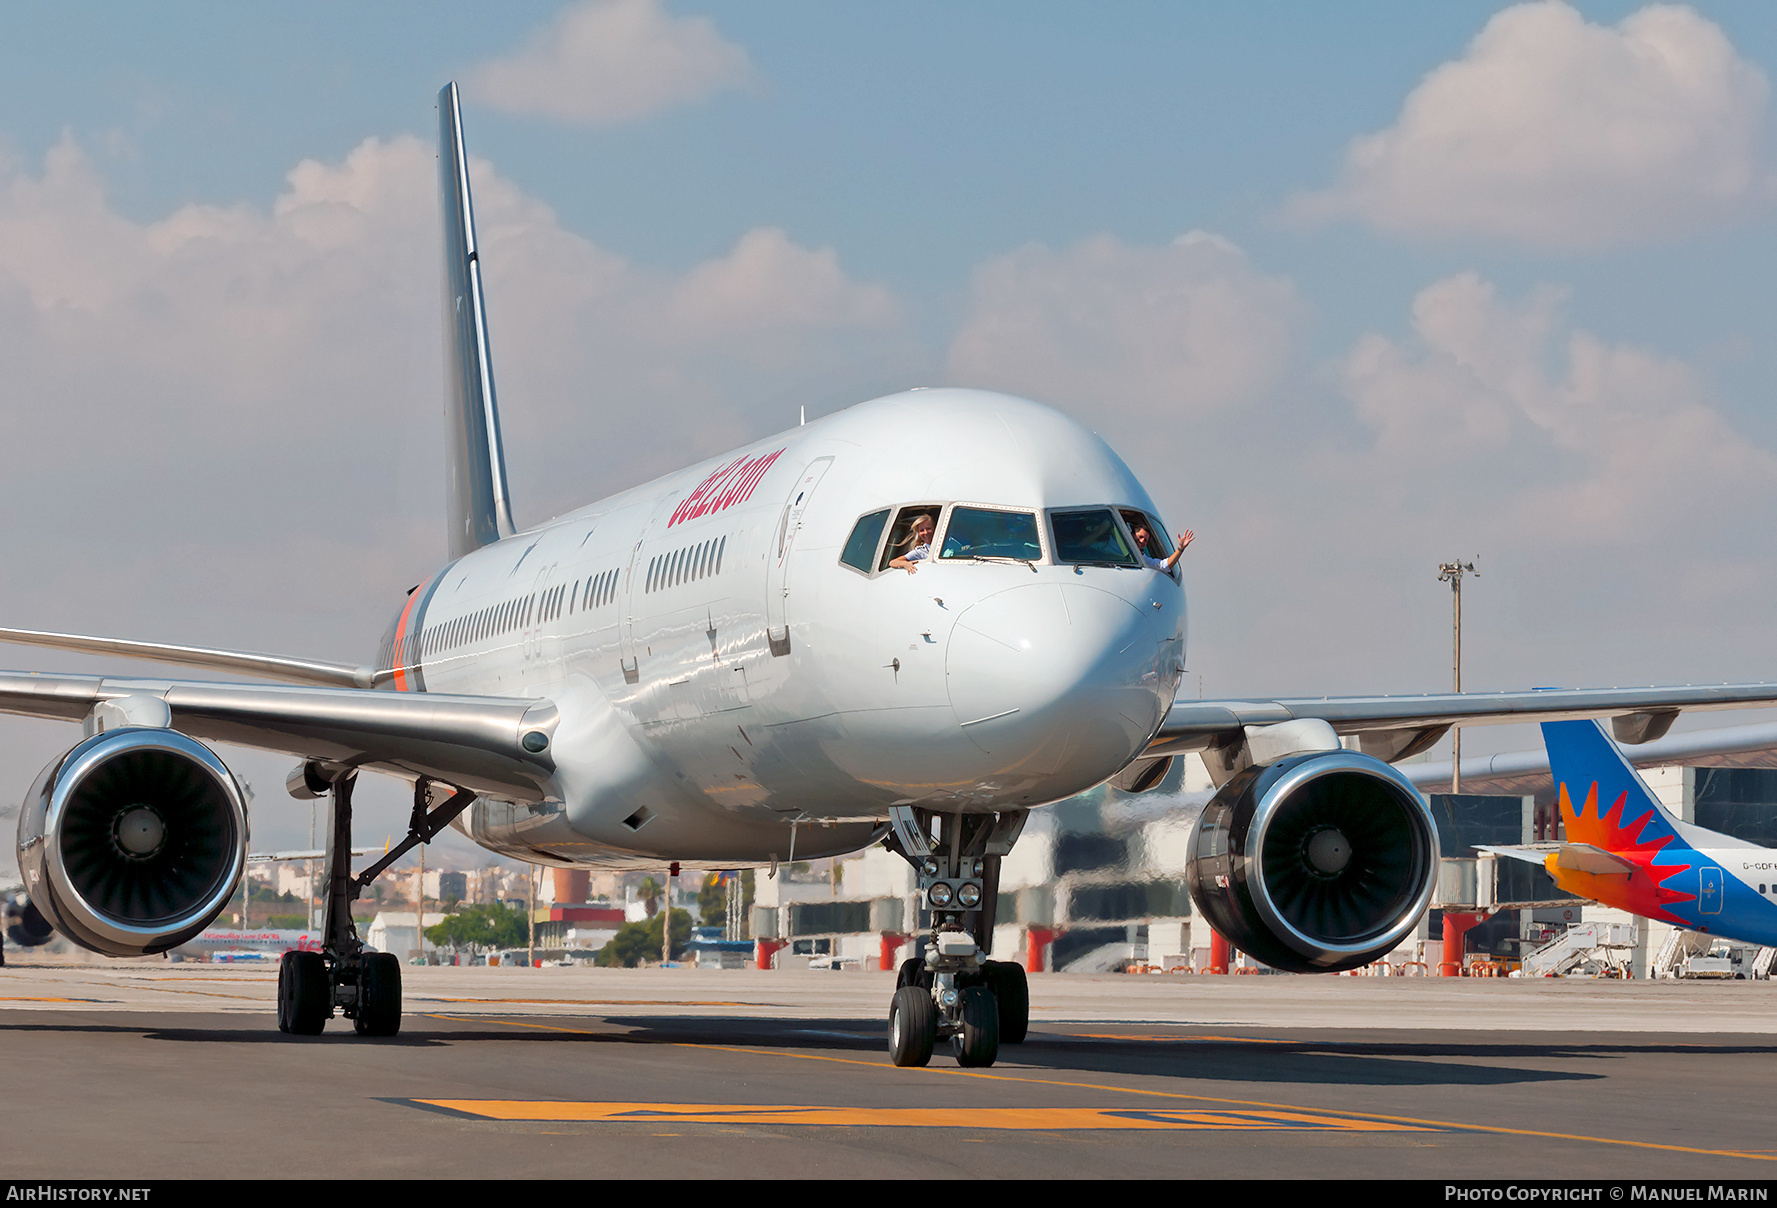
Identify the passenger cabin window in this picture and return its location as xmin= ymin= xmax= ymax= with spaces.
xmin=841 ymin=509 xmax=890 ymax=573
xmin=941 ymin=507 xmax=1041 ymax=562
xmin=879 ymin=505 xmax=943 ymax=572
xmin=643 ymin=534 xmax=730 ymax=592
xmin=1050 ymin=509 xmax=1139 ymax=567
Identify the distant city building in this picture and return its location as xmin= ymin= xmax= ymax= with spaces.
xmin=366 ymin=911 xmax=447 ymax=960
xmin=275 ymin=865 xmax=314 ymax=900
xmin=422 ymin=870 xmax=467 ymax=901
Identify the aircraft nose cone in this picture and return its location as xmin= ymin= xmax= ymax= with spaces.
xmin=946 ymin=582 xmax=1172 ymax=795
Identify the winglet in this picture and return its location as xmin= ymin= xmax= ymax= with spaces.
xmin=439 ymin=81 xmax=517 ymax=560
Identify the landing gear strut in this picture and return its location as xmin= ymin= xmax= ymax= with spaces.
xmin=277 ymin=769 xmax=474 ymax=1038
xmin=882 ymin=806 xmax=1028 ymax=1067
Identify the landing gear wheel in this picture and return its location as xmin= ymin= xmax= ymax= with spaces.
xmin=953 ymin=985 xmax=1000 ymax=1068
xmin=984 ymin=960 xmax=1029 ymax=1044
xmin=896 ymin=957 xmax=931 ymax=991
xmin=278 ymin=951 xmax=329 ymax=1036
xmin=889 ymin=985 xmax=937 ymax=1067
xmin=354 ymin=952 xmax=403 ymax=1037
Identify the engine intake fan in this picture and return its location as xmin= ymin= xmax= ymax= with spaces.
xmin=16 ymin=728 xmax=249 ymax=957
xmin=1185 ymin=749 xmax=1437 ymax=973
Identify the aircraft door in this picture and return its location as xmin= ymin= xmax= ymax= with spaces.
xmin=1700 ymin=866 xmax=1724 ymax=914
xmin=618 ymin=539 xmax=644 ymax=684
xmin=524 ymin=562 xmax=555 ymax=666
xmin=765 ymin=457 xmax=832 ymax=656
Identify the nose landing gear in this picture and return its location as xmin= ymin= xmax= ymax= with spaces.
xmin=277 ymin=770 xmax=473 ymax=1038
xmin=883 ymin=806 xmax=1029 ymax=1068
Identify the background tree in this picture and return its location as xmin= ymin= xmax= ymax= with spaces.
xmin=636 ymin=875 xmax=662 ymax=917
xmin=596 ymin=908 xmax=692 ymax=967
xmin=697 ymin=873 xmax=727 ymax=929
xmin=424 ymin=902 xmax=529 ymax=950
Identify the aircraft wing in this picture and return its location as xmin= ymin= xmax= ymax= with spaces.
xmin=0 ymin=671 xmax=557 ymax=801
xmin=0 ymin=625 xmax=380 ymax=688
xmin=1401 ymin=720 xmax=1777 ymax=796
xmin=1145 ymin=684 xmax=1777 ymax=767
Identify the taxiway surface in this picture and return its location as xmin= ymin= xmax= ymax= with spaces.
xmin=3 ymin=962 xmax=1774 ymax=1179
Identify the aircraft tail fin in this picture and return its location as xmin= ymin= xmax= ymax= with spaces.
xmin=438 ymin=81 xmax=516 ymax=560
xmin=1540 ymin=719 xmax=1693 ymax=855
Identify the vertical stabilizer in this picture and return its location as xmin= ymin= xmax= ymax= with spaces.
xmin=1542 ymin=719 xmax=1738 ymax=853
xmin=439 ymin=81 xmax=517 ymax=559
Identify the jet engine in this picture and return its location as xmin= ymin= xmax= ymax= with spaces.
xmin=15 ymin=728 xmax=249 ymax=957
xmin=5 ymin=891 xmax=54 ymax=948
xmin=1185 ymin=750 xmax=1437 ymax=974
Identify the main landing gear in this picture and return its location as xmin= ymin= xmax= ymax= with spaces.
xmin=277 ymin=768 xmax=475 ymax=1038
xmin=882 ymin=806 xmax=1029 ymax=1068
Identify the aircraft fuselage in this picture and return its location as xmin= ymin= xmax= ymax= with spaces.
xmin=379 ymin=389 xmax=1187 ymax=869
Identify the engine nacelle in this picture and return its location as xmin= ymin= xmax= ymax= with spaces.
xmin=16 ymin=728 xmax=249 ymax=958
xmin=1185 ymin=750 xmax=1437 ymax=974
xmin=5 ymin=891 xmax=54 ymax=948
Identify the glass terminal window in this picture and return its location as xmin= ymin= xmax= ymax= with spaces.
xmin=1049 ymin=509 xmax=1138 ymax=567
xmin=940 ymin=507 xmax=1041 ymax=562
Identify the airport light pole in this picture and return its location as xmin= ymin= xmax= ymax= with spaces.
xmin=1437 ymin=559 xmax=1478 ymax=793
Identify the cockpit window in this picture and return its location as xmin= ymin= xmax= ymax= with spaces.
xmin=879 ymin=505 xmax=942 ymax=572
xmin=1119 ymin=509 xmax=1170 ymax=558
xmin=840 ymin=509 xmax=890 ymax=573
xmin=940 ymin=507 xmax=1041 ymax=562
xmin=1050 ymin=509 xmax=1139 ymax=567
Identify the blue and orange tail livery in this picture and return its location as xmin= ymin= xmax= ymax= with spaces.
xmin=1540 ymin=720 xmax=1697 ymax=924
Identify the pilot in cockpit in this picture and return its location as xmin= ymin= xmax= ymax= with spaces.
xmin=1129 ymin=518 xmax=1193 ymax=575
xmin=887 ymin=511 xmax=938 ymax=574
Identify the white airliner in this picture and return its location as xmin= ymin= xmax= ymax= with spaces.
xmin=172 ymin=929 xmax=322 ymax=962
xmin=12 ymin=84 xmax=1777 ymax=1068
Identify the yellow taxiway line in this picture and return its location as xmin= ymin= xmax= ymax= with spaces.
xmin=422 ymin=1013 xmax=1777 ymax=1162
xmin=410 ymin=1100 xmax=1428 ymax=1131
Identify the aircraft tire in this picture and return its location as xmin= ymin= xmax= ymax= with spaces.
xmin=280 ymin=951 xmax=329 ymax=1036
xmin=984 ymin=960 xmax=1029 ymax=1044
xmin=354 ymin=952 xmax=403 ymax=1037
xmin=896 ymin=956 xmax=931 ymax=991
xmin=889 ymin=985 xmax=936 ymax=1067
xmin=952 ymin=986 xmax=999 ymax=1068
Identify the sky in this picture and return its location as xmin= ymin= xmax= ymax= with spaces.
xmin=5 ymin=0 xmax=1777 ymax=866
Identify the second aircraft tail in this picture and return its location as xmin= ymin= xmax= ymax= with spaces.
xmin=1538 ymin=719 xmax=1701 ymax=922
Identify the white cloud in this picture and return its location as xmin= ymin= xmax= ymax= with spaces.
xmin=668 ymin=227 xmax=899 ymax=345
xmin=0 ymin=130 xmax=903 ymax=513
xmin=0 ymin=128 xmax=909 ymax=855
xmin=466 ymin=0 xmax=754 ymax=125
xmin=945 ymin=230 xmax=1302 ymax=428
xmin=1339 ymin=271 xmax=1777 ymax=544
xmin=1293 ymin=2 xmax=1773 ymax=248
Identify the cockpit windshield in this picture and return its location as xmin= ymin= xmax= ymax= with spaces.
xmin=1119 ymin=509 xmax=1170 ymax=559
xmin=940 ymin=507 xmax=1041 ymax=562
xmin=878 ymin=505 xmax=942 ymax=572
xmin=1049 ymin=509 xmax=1138 ymax=567
xmin=841 ymin=509 xmax=890 ymax=573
